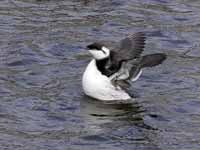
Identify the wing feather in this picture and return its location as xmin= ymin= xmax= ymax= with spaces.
xmin=95 ymin=32 xmax=166 ymax=90
xmin=113 ymin=32 xmax=146 ymax=62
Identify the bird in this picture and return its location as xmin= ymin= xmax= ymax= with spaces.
xmin=82 ymin=32 xmax=166 ymax=101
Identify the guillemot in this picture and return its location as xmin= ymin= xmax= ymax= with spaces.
xmin=82 ymin=32 xmax=166 ymax=101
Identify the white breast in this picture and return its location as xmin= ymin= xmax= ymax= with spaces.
xmin=82 ymin=60 xmax=131 ymax=101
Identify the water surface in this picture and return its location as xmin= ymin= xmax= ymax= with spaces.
xmin=0 ymin=0 xmax=200 ymax=150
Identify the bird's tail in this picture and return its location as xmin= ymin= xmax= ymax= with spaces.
xmin=140 ymin=53 xmax=167 ymax=68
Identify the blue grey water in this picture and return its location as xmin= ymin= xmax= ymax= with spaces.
xmin=0 ymin=0 xmax=200 ymax=150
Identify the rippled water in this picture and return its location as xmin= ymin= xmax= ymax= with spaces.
xmin=0 ymin=0 xmax=200 ymax=150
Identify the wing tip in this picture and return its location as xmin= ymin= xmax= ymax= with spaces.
xmin=141 ymin=53 xmax=167 ymax=68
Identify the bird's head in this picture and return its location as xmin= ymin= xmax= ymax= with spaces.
xmin=87 ymin=43 xmax=110 ymax=60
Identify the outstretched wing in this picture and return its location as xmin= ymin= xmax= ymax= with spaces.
xmin=105 ymin=32 xmax=146 ymax=79
xmin=97 ymin=32 xmax=166 ymax=90
xmin=112 ymin=32 xmax=146 ymax=64
xmin=110 ymin=53 xmax=167 ymax=90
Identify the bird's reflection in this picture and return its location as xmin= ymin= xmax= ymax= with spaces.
xmin=80 ymin=96 xmax=155 ymax=133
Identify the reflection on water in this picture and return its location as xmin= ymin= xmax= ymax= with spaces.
xmin=0 ymin=0 xmax=200 ymax=150
xmin=80 ymin=97 xmax=161 ymax=149
xmin=80 ymin=97 xmax=146 ymax=132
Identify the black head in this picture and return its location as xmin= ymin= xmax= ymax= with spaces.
xmin=87 ymin=42 xmax=103 ymax=50
xmin=86 ymin=42 xmax=110 ymax=60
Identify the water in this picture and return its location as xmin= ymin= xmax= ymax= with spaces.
xmin=0 ymin=0 xmax=200 ymax=150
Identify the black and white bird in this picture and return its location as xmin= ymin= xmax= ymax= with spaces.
xmin=82 ymin=32 xmax=166 ymax=101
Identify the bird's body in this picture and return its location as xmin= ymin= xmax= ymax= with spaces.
xmin=82 ymin=32 xmax=166 ymax=101
xmin=82 ymin=59 xmax=131 ymax=100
